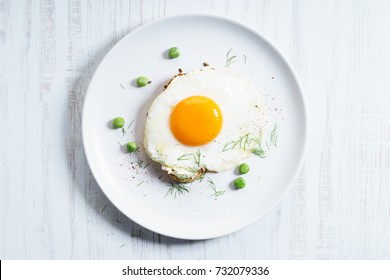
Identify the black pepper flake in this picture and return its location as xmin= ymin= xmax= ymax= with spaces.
xmin=178 ymin=68 xmax=183 ymax=73
xmin=203 ymin=62 xmax=210 ymax=67
xmin=147 ymin=80 xmax=152 ymax=84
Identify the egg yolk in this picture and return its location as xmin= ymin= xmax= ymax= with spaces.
xmin=170 ymin=95 xmax=223 ymax=146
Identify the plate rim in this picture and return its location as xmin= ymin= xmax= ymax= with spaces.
xmin=82 ymin=13 xmax=308 ymax=240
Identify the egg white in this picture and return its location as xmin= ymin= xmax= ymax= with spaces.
xmin=144 ymin=67 xmax=269 ymax=181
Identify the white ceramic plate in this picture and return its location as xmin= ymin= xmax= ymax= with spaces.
xmin=82 ymin=14 xmax=307 ymax=240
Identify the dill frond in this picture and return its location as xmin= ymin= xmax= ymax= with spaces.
xmin=193 ymin=149 xmax=201 ymax=166
xmin=207 ymin=176 xmax=226 ymax=197
xmin=252 ymin=147 xmax=266 ymax=158
xmin=177 ymin=153 xmax=192 ymax=161
xmin=136 ymin=180 xmax=144 ymax=187
xmin=222 ymin=141 xmax=235 ymax=152
xmin=269 ymin=124 xmax=279 ymax=147
xmin=127 ymin=120 xmax=134 ymax=130
xmin=165 ymin=183 xmax=190 ymax=198
xmin=225 ymin=48 xmax=237 ymax=67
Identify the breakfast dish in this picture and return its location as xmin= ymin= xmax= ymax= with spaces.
xmin=144 ymin=67 xmax=270 ymax=183
xmin=82 ymin=14 xmax=306 ymax=239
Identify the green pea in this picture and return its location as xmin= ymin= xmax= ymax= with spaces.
xmin=113 ymin=117 xmax=125 ymax=128
xmin=126 ymin=142 xmax=137 ymax=153
xmin=239 ymin=163 xmax=250 ymax=174
xmin=168 ymin=47 xmax=180 ymax=59
xmin=234 ymin=177 xmax=246 ymax=189
xmin=136 ymin=76 xmax=150 ymax=87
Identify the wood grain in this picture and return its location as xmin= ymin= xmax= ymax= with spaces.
xmin=0 ymin=0 xmax=390 ymax=259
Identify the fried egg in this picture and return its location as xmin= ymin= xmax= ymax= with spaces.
xmin=144 ymin=67 xmax=268 ymax=182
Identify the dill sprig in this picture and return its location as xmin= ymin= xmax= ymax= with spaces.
xmin=249 ymin=131 xmax=266 ymax=158
xmin=136 ymin=158 xmax=150 ymax=169
xmin=225 ymin=48 xmax=237 ymax=67
xmin=127 ymin=120 xmax=134 ymax=130
xmin=221 ymin=130 xmax=268 ymax=158
xmin=269 ymin=124 xmax=279 ymax=147
xmin=165 ymin=182 xmax=190 ymax=198
xmin=193 ymin=149 xmax=201 ymax=166
xmin=222 ymin=141 xmax=235 ymax=152
xmin=177 ymin=153 xmax=192 ymax=161
xmin=136 ymin=180 xmax=144 ymax=187
xmin=121 ymin=127 xmax=126 ymax=136
xmin=207 ymin=177 xmax=225 ymax=197
xmin=252 ymin=146 xmax=266 ymax=158
xmin=136 ymin=159 xmax=143 ymax=167
xmin=136 ymin=159 xmax=150 ymax=169
xmin=222 ymin=133 xmax=250 ymax=152
xmin=213 ymin=191 xmax=225 ymax=197
xmin=243 ymin=54 xmax=247 ymax=64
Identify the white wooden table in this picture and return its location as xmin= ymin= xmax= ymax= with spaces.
xmin=1 ymin=0 xmax=390 ymax=259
